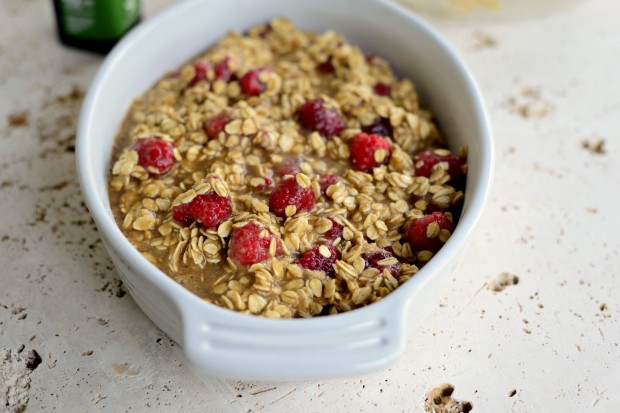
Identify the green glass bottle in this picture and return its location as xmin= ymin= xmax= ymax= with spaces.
xmin=53 ymin=0 xmax=141 ymax=54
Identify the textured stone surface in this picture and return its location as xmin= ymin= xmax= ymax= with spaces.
xmin=0 ymin=0 xmax=618 ymax=411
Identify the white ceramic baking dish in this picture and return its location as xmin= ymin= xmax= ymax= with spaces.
xmin=76 ymin=0 xmax=493 ymax=381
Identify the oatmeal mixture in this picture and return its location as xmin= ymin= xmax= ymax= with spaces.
xmin=109 ymin=19 xmax=467 ymax=318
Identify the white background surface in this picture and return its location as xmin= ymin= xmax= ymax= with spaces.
xmin=1 ymin=0 xmax=619 ymax=411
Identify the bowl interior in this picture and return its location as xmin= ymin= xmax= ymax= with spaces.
xmin=77 ymin=0 xmax=492 ymax=324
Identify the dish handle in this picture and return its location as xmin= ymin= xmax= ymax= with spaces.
xmin=179 ymin=296 xmax=408 ymax=380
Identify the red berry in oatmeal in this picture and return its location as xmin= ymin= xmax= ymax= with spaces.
xmin=172 ymin=192 xmax=232 ymax=229
xmin=187 ymin=60 xmax=210 ymax=88
xmin=317 ymin=57 xmax=335 ymax=73
xmin=349 ymin=132 xmax=391 ymax=172
xmin=255 ymin=176 xmax=274 ymax=191
xmin=365 ymin=249 xmax=399 ymax=276
xmin=404 ymin=212 xmax=452 ymax=253
xmin=229 ymin=222 xmax=280 ymax=267
xmin=298 ymin=244 xmax=340 ymax=275
xmin=239 ymin=69 xmax=266 ymax=96
xmin=274 ymin=157 xmax=301 ymax=177
xmin=203 ymin=112 xmax=232 ymax=140
xmin=171 ymin=202 xmax=194 ymax=227
xmin=373 ymin=82 xmax=391 ymax=96
xmin=132 ymin=137 xmax=176 ymax=175
xmin=298 ymin=98 xmax=345 ymax=139
xmin=410 ymin=192 xmax=443 ymax=213
xmin=319 ymin=174 xmax=340 ymax=196
xmin=361 ymin=117 xmax=393 ymax=138
xmin=414 ymin=149 xmax=465 ymax=183
xmin=268 ymin=176 xmax=315 ymax=218
xmin=324 ymin=218 xmax=344 ymax=239
xmin=214 ymin=57 xmax=234 ymax=82
xmin=190 ymin=192 xmax=232 ymax=228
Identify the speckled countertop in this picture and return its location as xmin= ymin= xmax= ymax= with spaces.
xmin=1 ymin=0 xmax=619 ymax=411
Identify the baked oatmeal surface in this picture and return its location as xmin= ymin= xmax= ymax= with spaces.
xmin=109 ymin=19 xmax=466 ymax=318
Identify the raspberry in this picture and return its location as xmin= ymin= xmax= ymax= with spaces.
xmin=171 ymin=202 xmax=194 ymax=227
xmin=410 ymin=192 xmax=442 ymax=213
xmin=361 ymin=117 xmax=393 ymax=138
xmin=172 ymin=192 xmax=232 ymax=228
xmin=319 ymin=174 xmax=340 ymax=196
xmin=132 ymin=137 xmax=176 ymax=175
xmin=324 ymin=218 xmax=344 ymax=239
xmin=190 ymin=192 xmax=232 ymax=228
xmin=374 ymin=83 xmax=391 ymax=96
xmin=239 ymin=69 xmax=265 ymax=96
xmin=365 ymin=250 xmax=399 ymax=276
xmin=404 ymin=212 xmax=452 ymax=253
xmin=187 ymin=60 xmax=210 ymax=88
xmin=255 ymin=176 xmax=274 ymax=191
xmin=268 ymin=177 xmax=315 ymax=218
xmin=298 ymin=244 xmax=340 ymax=275
xmin=214 ymin=57 xmax=234 ymax=82
xmin=317 ymin=57 xmax=335 ymax=73
xmin=203 ymin=112 xmax=232 ymax=140
xmin=274 ymin=158 xmax=300 ymax=177
xmin=298 ymin=98 xmax=345 ymax=139
xmin=414 ymin=150 xmax=465 ymax=183
xmin=349 ymin=132 xmax=391 ymax=173
xmin=229 ymin=222 xmax=280 ymax=267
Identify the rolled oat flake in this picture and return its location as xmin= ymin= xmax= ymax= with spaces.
xmin=53 ymin=0 xmax=141 ymax=54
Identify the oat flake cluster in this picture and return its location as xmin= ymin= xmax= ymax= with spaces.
xmin=109 ymin=19 xmax=467 ymax=318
